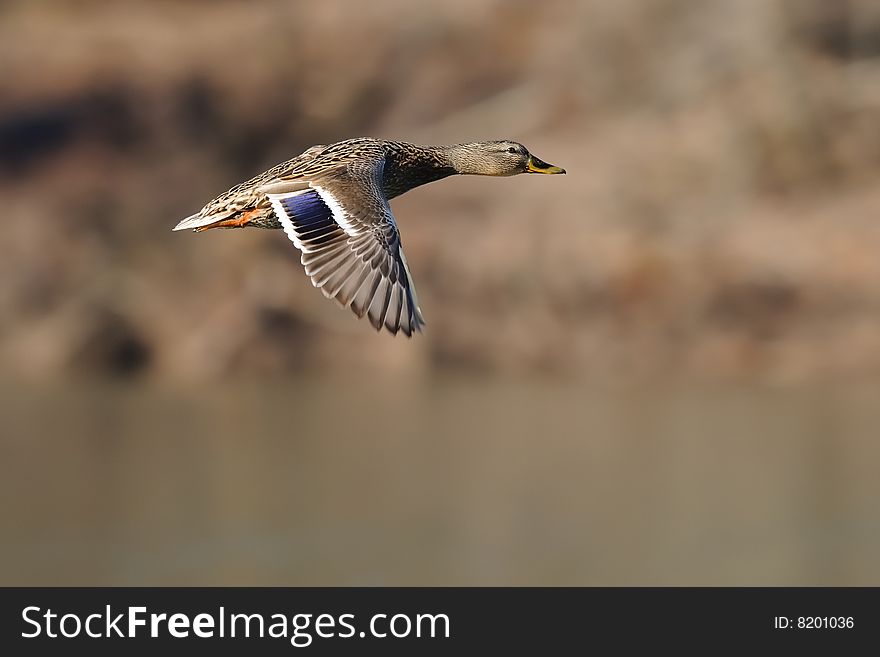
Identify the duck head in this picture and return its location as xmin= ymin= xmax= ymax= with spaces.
xmin=444 ymin=140 xmax=566 ymax=177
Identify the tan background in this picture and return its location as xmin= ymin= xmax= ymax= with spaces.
xmin=1 ymin=0 xmax=879 ymax=585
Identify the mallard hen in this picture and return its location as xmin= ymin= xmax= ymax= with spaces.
xmin=174 ymin=138 xmax=565 ymax=336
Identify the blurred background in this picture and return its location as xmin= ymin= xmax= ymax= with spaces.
xmin=2 ymin=0 xmax=880 ymax=585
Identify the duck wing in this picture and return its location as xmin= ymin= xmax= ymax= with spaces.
xmin=267 ymin=157 xmax=426 ymax=337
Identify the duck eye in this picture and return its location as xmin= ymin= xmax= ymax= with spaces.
xmin=507 ymin=147 xmax=517 ymax=154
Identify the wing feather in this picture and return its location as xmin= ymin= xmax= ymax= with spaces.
xmin=367 ymin=276 xmax=392 ymax=331
xmin=321 ymin=258 xmax=362 ymax=299
xmin=266 ymin=158 xmax=425 ymax=336
xmin=352 ymin=269 xmax=383 ymax=319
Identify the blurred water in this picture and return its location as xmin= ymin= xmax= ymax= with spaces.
xmin=1 ymin=378 xmax=878 ymax=585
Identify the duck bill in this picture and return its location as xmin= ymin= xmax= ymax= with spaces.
xmin=525 ymin=154 xmax=566 ymax=174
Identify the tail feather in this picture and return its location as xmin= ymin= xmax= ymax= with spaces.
xmin=173 ymin=213 xmax=223 ymax=231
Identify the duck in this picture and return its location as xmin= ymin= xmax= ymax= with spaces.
xmin=174 ymin=138 xmax=565 ymax=336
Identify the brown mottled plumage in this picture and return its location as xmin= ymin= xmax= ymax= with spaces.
xmin=174 ymin=138 xmax=565 ymax=336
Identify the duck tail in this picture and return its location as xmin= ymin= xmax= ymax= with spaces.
xmin=172 ymin=212 xmax=218 ymax=231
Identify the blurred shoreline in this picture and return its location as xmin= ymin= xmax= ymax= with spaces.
xmin=2 ymin=0 xmax=880 ymax=384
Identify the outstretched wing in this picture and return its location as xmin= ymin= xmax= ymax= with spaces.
xmin=267 ymin=160 xmax=425 ymax=336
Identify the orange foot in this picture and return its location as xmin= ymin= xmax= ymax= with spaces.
xmin=195 ymin=209 xmax=261 ymax=232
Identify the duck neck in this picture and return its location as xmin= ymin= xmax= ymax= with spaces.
xmin=381 ymin=143 xmax=458 ymax=199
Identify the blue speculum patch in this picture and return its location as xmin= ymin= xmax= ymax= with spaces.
xmin=281 ymin=190 xmax=337 ymax=243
